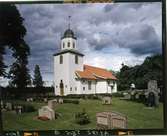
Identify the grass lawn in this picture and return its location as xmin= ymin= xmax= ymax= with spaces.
xmin=3 ymin=97 xmax=163 ymax=130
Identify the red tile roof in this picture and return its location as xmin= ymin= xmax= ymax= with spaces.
xmin=76 ymin=65 xmax=117 ymax=80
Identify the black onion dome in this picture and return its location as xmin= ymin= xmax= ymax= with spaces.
xmin=62 ymin=29 xmax=77 ymax=39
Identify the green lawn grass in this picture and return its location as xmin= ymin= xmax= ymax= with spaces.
xmin=3 ymin=97 xmax=163 ymax=130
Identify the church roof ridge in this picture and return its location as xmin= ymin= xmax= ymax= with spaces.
xmin=76 ymin=64 xmax=117 ymax=80
xmin=84 ymin=64 xmax=108 ymax=71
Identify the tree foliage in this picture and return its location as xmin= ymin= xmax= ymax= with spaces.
xmin=117 ymin=54 xmax=162 ymax=91
xmin=33 ymin=65 xmax=43 ymax=87
xmin=0 ymin=4 xmax=30 ymax=88
xmin=9 ymin=61 xmax=31 ymax=88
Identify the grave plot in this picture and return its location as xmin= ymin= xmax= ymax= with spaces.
xmin=96 ymin=111 xmax=127 ymax=129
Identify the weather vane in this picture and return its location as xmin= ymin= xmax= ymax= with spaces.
xmin=68 ymin=16 xmax=71 ymax=29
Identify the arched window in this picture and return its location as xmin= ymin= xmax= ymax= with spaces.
xmin=73 ymin=42 xmax=75 ymax=48
xmin=63 ymin=42 xmax=65 ymax=48
xmin=68 ymin=42 xmax=70 ymax=47
xmin=60 ymin=55 xmax=63 ymax=64
xmin=88 ymin=81 xmax=91 ymax=90
xmin=75 ymin=55 xmax=78 ymax=64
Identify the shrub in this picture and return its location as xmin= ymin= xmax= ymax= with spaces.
xmin=63 ymin=99 xmax=79 ymax=104
xmin=75 ymin=108 xmax=90 ymax=125
xmin=22 ymin=104 xmax=36 ymax=112
xmin=14 ymin=104 xmax=36 ymax=113
xmin=87 ymin=95 xmax=99 ymax=100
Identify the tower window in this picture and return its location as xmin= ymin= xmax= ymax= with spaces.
xmin=75 ymin=55 xmax=78 ymax=64
xmin=68 ymin=42 xmax=70 ymax=47
xmin=88 ymin=81 xmax=91 ymax=90
xmin=63 ymin=42 xmax=65 ymax=48
xmin=83 ymin=87 xmax=85 ymax=91
xmin=70 ymin=87 xmax=72 ymax=91
xmin=60 ymin=55 xmax=63 ymax=64
xmin=73 ymin=42 xmax=75 ymax=48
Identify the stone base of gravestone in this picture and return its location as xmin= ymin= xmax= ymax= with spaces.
xmin=102 ymin=97 xmax=111 ymax=105
xmin=96 ymin=111 xmax=127 ymax=129
xmin=120 ymin=93 xmax=131 ymax=100
xmin=38 ymin=106 xmax=55 ymax=120
xmin=146 ymin=91 xmax=159 ymax=107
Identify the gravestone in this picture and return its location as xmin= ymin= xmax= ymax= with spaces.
xmin=38 ymin=106 xmax=55 ymax=120
xmin=102 ymin=97 xmax=112 ymax=105
xmin=44 ymin=98 xmax=48 ymax=103
xmin=18 ymin=106 xmax=22 ymax=114
xmin=148 ymin=80 xmax=158 ymax=91
xmin=26 ymin=98 xmax=33 ymax=102
xmin=135 ymin=93 xmax=140 ymax=100
xmin=48 ymin=99 xmax=57 ymax=109
xmin=96 ymin=111 xmax=127 ymax=129
xmin=58 ymin=98 xmax=63 ymax=104
xmin=0 ymin=101 xmax=4 ymax=109
xmin=6 ymin=102 xmax=12 ymax=110
xmin=15 ymin=106 xmax=23 ymax=114
xmin=146 ymin=80 xmax=160 ymax=107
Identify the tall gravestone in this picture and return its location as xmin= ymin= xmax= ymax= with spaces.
xmin=48 ymin=99 xmax=57 ymax=109
xmin=147 ymin=80 xmax=160 ymax=107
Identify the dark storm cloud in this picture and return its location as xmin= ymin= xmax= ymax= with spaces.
xmin=86 ymin=24 xmax=161 ymax=55
xmin=115 ymin=24 xmax=161 ymax=55
xmin=104 ymin=3 xmax=143 ymax=13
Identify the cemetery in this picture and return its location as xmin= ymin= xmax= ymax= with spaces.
xmin=2 ymin=87 xmax=163 ymax=130
xmin=1 ymin=80 xmax=163 ymax=130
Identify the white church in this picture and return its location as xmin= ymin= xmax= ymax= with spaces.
xmin=54 ymin=25 xmax=117 ymax=96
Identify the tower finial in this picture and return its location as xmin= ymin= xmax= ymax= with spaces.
xmin=68 ymin=16 xmax=71 ymax=29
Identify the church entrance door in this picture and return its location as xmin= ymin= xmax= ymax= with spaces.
xmin=59 ymin=80 xmax=64 ymax=96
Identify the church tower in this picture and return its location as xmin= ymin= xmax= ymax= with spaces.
xmin=54 ymin=17 xmax=84 ymax=96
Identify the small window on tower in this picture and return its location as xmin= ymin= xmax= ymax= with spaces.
xmin=73 ymin=42 xmax=75 ymax=48
xmin=63 ymin=42 xmax=65 ymax=48
xmin=68 ymin=42 xmax=70 ymax=47
xmin=60 ymin=55 xmax=63 ymax=64
xmin=75 ymin=55 xmax=78 ymax=64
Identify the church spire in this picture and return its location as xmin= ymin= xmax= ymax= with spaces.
xmin=68 ymin=16 xmax=71 ymax=29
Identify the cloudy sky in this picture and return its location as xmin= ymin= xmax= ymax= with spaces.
xmin=5 ymin=3 xmax=162 ymax=82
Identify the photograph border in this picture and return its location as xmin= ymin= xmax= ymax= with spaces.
xmin=0 ymin=0 xmax=166 ymax=135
